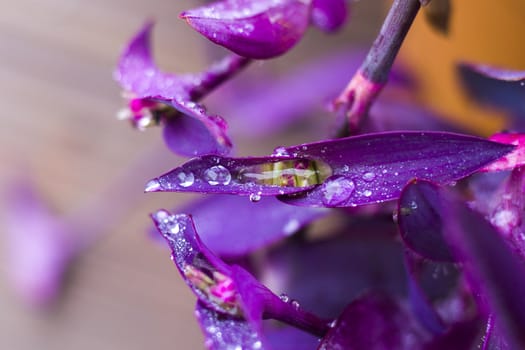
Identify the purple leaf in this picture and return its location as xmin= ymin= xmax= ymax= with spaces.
xmin=167 ymin=195 xmax=328 ymax=258
xmin=4 ymin=181 xmax=75 ymax=307
xmin=460 ymin=63 xmax=525 ymax=82
xmin=146 ymin=132 xmax=513 ymax=207
xmin=311 ymin=0 xmax=348 ymax=32
xmin=151 ymin=210 xmax=235 ymax=315
xmin=145 ymin=155 xmax=327 ymax=196
xmin=397 ymin=179 xmax=455 ymax=261
xmin=195 ymin=302 xmax=267 ymax=350
xmin=404 ymin=252 xmax=449 ymax=334
xmin=163 ymin=100 xmax=232 ymax=156
xmin=152 ymin=209 xmax=329 ymax=344
xmin=280 ymin=131 xmax=514 ymax=207
xmin=181 ymin=0 xmax=311 ymax=59
xmin=115 ymin=21 xmax=191 ymax=100
xmin=317 ymin=293 xmax=426 ymax=350
xmin=403 ymin=180 xmax=525 ymax=348
xmin=457 ymin=63 xmax=525 ymax=117
xmin=265 ymin=217 xmax=407 ymax=319
xmin=115 ymin=22 xmax=235 ymax=156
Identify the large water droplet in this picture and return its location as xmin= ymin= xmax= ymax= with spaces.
xmin=249 ymin=192 xmax=262 ymax=202
xmin=238 ymin=159 xmax=332 ymax=187
xmin=363 ymin=190 xmax=372 ymax=197
xmin=362 ymin=172 xmax=376 ymax=182
xmin=176 ymin=171 xmax=195 ymax=187
xmin=290 ymin=300 xmax=300 ymax=309
xmin=204 ymin=165 xmax=232 ymax=185
xmin=321 ymin=176 xmax=356 ymax=206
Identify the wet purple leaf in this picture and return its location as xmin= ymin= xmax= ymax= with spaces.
xmin=164 ymin=195 xmax=328 ymax=258
xmin=152 ymin=209 xmax=329 ymax=342
xmin=145 ymin=155 xmax=326 ymax=196
xmin=280 ymin=131 xmax=514 ymax=207
xmin=147 ymin=132 xmax=513 ymax=207
xmin=397 ymin=179 xmax=455 ymax=261
xmin=311 ymin=0 xmax=348 ymax=32
xmin=180 ymin=0 xmax=311 ymax=59
xmin=195 ymin=301 xmax=267 ymax=350
xmin=115 ymin=22 xmax=235 ymax=156
xmin=264 ymin=217 xmax=407 ymax=319
xmin=404 ymin=180 xmax=525 ymax=348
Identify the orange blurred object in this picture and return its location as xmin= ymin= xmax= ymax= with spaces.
xmin=400 ymin=0 xmax=525 ymax=135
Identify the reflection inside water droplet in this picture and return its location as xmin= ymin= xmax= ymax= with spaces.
xmin=204 ymin=165 xmax=232 ymax=185
xmin=362 ymin=172 xmax=376 ymax=182
xmin=176 ymin=171 xmax=195 ymax=187
xmin=237 ymin=159 xmax=332 ymax=187
xmin=279 ymin=293 xmax=290 ymax=303
xmin=249 ymin=192 xmax=262 ymax=202
xmin=321 ymin=176 xmax=355 ymax=207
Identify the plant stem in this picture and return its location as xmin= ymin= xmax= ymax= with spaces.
xmin=335 ymin=0 xmax=421 ymax=131
xmin=189 ymin=54 xmax=253 ymax=101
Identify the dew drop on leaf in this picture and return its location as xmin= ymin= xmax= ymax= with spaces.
xmin=321 ymin=176 xmax=356 ymax=207
xmin=362 ymin=172 xmax=376 ymax=182
xmin=204 ymin=165 xmax=232 ymax=185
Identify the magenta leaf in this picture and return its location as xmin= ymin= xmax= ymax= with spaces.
xmin=311 ymin=0 xmax=348 ymax=32
xmin=181 ymin=0 xmax=311 ymax=59
xmin=163 ymin=195 xmax=328 ymax=257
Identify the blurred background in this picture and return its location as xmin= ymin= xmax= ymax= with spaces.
xmin=0 ymin=0 xmax=383 ymax=348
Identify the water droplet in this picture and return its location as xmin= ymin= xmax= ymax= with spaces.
xmin=283 ymin=219 xmax=300 ymax=235
xmin=291 ymin=300 xmax=300 ymax=309
xmin=252 ymin=341 xmax=262 ymax=349
xmin=409 ymin=201 xmax=418 ymax=210
xmin=204 ymin=165 xmax=232 ymax=185
xmin=272 ymin=146 xmax=288 ymax=157
xmin=145 ymin=179 xmax=161 ymax=192
xmin=238 ymin=159 xmax=332 ymax=187
xmin=382 ymin=169 xmax=388 ymax=174
xmin=249 ymin=192 xmax=262 ymax=202
xmin=329 ymin=319 xmax=337 ymax=328
xmin=363 ymin=190 xmax=372 ymax=197
xmin=394 ymin=172 xmax=399 ymax=176
xmin=176 ymin=171 xmax=194 ymax=187
xmin=279 ymin=293 xmax=290 ymax=303
xmin=362 ymin=172 xmax=376 ymax=182
xmin=321 ymin=176 xmax=356 ymax=206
